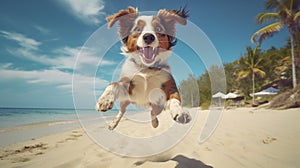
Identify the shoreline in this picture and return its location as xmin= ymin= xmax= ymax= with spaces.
xmin=0 ymin=108 xmax=140 ymax=146
xmin=0 ymin=120 xmax=81 ymax=147
xmin=0 ymin=107 xmax=299 ymax=168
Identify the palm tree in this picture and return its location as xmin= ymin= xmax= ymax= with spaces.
xmin=237 ymin=46 xmax=266 ymax=105
xmin=275 ymin=55 xmax=291 ymax=79
xmin=251 ymin=0 xmax=300 ymax=88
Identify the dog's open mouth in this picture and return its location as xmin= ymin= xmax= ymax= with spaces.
xmin=138 ymin=46 xmax=159 ymax=64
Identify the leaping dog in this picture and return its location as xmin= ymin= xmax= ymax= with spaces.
xmin=96 ymin=7 xmax=191 ymax=130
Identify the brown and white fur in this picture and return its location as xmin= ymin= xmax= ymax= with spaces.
xmin=96 ymin=7 xmax=191 ymax=130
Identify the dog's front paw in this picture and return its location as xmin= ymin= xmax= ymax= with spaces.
xmin=96 ymin=86 xmax=115 ymax=112
xmin=96 ymin=98 xmax=114 ymax=112
xmin=173 ymin=111 xmax=191 ymax=124
xmin=169 ymin=102 xmax=191 ymax=124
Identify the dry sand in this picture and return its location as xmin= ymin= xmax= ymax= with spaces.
xmin=0 ymin=107 xmax=299 ymax=168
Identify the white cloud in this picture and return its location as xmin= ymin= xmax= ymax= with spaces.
xmin=58 ymin=0 xmax=105 ymax=25
xmin=0 ymin=63 xmax=13 ymax=69
xmin=0 ymin=30 xmax=41 ymax=50
xmin=1 ymin=30 xmax=116 ymax=70
xmin=0 ymin=66 xmax=108 ymax=92
xmin=4 ymin=46 xmax=115 ymax=89
xmin=0 ymin=67 xmax=67 ymax=85
xmin=54 ymin=46 xmax=115 ymax=69
xmin=0 ymin=65 xmax=109 ymax=108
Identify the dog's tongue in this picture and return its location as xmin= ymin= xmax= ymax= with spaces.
xmin=140 ymin=47 xmax=159 ymax=64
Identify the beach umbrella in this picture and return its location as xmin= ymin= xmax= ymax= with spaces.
xmin=263 ymin=87 xmax=279 ymax=93
xmin=212 ymin=92 xmax=226 ymax=106
xmin=250 ymin=91 xmax=278 ymax=97
xmin=250 ymin=87 xmax=279 ymax=97
xmin=212 ymin=92 xmax=226 ymax=99
xmin=225 ymin=92 xmax=240 ymax=99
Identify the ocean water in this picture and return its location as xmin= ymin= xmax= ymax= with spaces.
xmin=0 ymin=108 xmax=75 ymax=128
xmin=0 ymin=108 xmax=125 ymax=128
xmin=0 ymin=108 xmax=121 ymax=146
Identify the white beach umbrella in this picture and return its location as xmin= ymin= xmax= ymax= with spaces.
xmin=250 ymin=87 xmax=279 ymax=97
xmin=212 ymin=92 xmax=226 ymax=99
xmin=225 ymin=92 xmax=240 ymax=99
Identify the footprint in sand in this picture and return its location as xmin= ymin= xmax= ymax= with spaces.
xmin=1 ymin=143 xmax=48 ymax=163
xmin=262 ymin=136 xmax=277 ymax=144
xmin=64 ymin=133 xmax=83 ymax=141
xmin=12 ymin=157 xmax=31 ymax=163
xmin=70 ymin=134 xmax=83 ymax=138
xmin=205 ymin=147 xmax=212 ymax=151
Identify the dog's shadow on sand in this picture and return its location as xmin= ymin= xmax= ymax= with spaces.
xmin=135 ymin=154 xmax=213 ymax=168
xmin=171 ymin=155 xmax=213 ymax=168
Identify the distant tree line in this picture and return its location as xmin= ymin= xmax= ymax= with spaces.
xmin=179 ymin=42 xmax=299 ymax=109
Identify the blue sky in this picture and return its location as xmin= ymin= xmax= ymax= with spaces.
xmin=0 ymin=0 xmax=289 ymax=108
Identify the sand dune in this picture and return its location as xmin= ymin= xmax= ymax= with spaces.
xmin=0 ymin=107 xmax=299 ymax=168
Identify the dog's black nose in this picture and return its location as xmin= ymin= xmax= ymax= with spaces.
xmin=143 ymin=33 xmax=155 ymax=45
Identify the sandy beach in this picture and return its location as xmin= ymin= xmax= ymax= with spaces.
xmin=0 ymin=107 xmax=299 ymax=168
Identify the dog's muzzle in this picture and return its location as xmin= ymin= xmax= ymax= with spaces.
xmin=143 ymin=33 xmax=155 ymax=45
xmin=138 ymin=46 xmax=159 ymax=64
xmin=137 ymin=33 xmax=159 ymax=64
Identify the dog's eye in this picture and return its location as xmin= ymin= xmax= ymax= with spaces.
xmin=134 ymin=27 xmax=141 ymax=33
xmin=155 ymin=26 xmax=162 ymax=32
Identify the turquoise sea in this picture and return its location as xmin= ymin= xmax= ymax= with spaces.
xmin=0 ymin=108 xmax=121 ymax=146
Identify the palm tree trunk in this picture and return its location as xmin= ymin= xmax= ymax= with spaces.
xmin=290 ymin=31 xmax=297 ymax=88
xmin=252 ymin=70 xmax=255 ymax=105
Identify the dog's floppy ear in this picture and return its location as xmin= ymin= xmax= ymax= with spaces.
xmin=106 ymin=6 xmax=138 ymax=28
xmin=106 ymin=7 xmax=138 ymax=41
xmin=157 ymin=7 xmax=189 ymax=48
xmin=157 ymin=6 xmax=189 ymax=26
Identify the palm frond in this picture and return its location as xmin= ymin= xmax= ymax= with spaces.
xmin=253 ymin=46 xmax=263 ymax=66
xmin=285 ymin=0 xmax=300 ymax=11
xmin=265 ymin=0 xmax=281 ymax=10
xmin=251 ymin=21 xmax=285 ymax=45
xmin=257 ymin=12 xmax=280 ymax=24
xmin=266 ymin=0 xmax=291 ymax=13
xmin=294 ymin=10 xmax=300 ymax=23
xmin=237 ymin=70 xmax=251 ymax=80
xmin=246 ymin=46 xmax=254 ymax=65
xmin=275 ymin=65 xmax=288 ymax=74
xmin=253 ymin=68 xmax=266 ymax=78
xmin=274 ymin=55 xmax=291 ymax=75
xmin=254 ymin=57 xmax=264 ymax=67
xmin=281 ymin=55 xmax=292 ymax=63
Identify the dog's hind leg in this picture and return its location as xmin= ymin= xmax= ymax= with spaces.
xmin=150 ymin=104 xmax=164 ymax=128
xmin=108 ymin=101 xmax=130 ymax=130
xmin=149 ymin=88 xmax=166 ymax=128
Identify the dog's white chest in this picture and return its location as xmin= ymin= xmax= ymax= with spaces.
xmin=129 ymin=69 xmax=170 ymax=106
